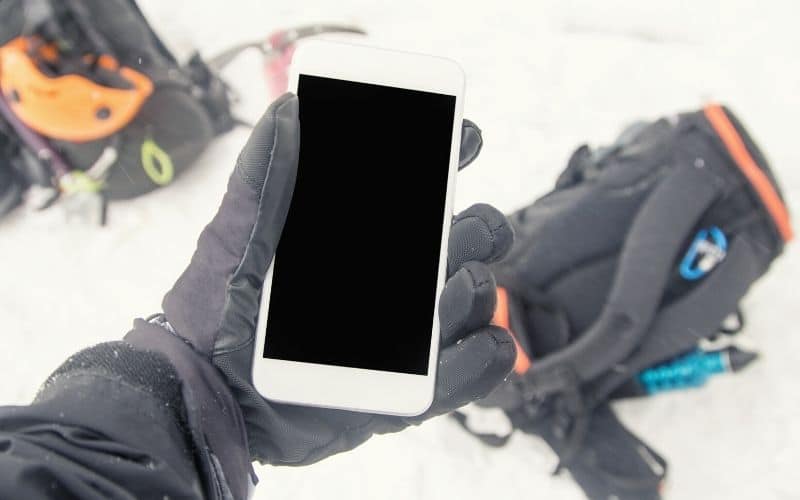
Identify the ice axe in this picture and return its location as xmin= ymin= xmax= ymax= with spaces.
xmin=208 ymin=24 xmax=367 ymax=101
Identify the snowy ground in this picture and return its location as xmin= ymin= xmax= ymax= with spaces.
xmin=2 ymin=1 xmax=799 ymax=498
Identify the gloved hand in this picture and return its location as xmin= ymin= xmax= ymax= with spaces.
xmin=126 ymin=93 xmax=515 ymax=494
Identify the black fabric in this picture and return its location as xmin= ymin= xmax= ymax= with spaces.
xmin=458 ymin=119 xmax=483 ymax=170
xmin=47 ymin=0 xmax=175 ymax=74
xmin=75 ymin=87 xmax=213 ymax=200
xmin=449 ymin=411 xmax=512 ymax=447
xmin=0 ymin=342 xmax=204 ymax=499
xmin=514 ymin=403 xmax=665 ymax=500
xmin=163 ymin=94 xmax=301 ymax=358
xmin=608 ymin=378 xmax=647 ymax=400
xmin=586 ymin=238 xmax=763 ymax=405
xmin=0 ymin=0 xmax=25 ymax=46
xmin=448 ymin=203 xmax=515 ymax=274
xmin=492 ymin=105 xmax=785 ymax=400
xmin=0 ymin=330 xmax=248 ymax=499
xmin=124 ymin=321 xmax=253 ymax=500
xmin=544 ymin=255 xmax=616 ymax=339
xmin=3 ymin=0 xmax=231 ymax=204
xmin=439 ymin=261 xmax=498 ymax=346
xmin=160 ymin=93 xmax=517 ymax=466
xmin=720 ymin=105 xmax=785 ymax=205
xmin=0 ymin=171 xmax=22 ymax=216
xmin=470 ymin=105 xmax=789 ymax=500
xmin=524 ymin=165 xmax=722 ymax=395
xmin=40 ymin=341 xmax=184 ymax=413
xmin=46 ymin=0 xmax=222 ymax=200
xmin=0 ymin=133 xmax=23 ymax=217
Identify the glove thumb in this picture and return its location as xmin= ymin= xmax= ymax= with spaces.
xmin=163 ymin=93 xmax=300 ymax=355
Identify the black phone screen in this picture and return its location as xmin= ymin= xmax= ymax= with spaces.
xmin=262 ymin=74 xmax=457 ymax=375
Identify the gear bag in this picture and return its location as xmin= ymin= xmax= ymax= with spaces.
xmin=456 ymin=104 xmax=791 ymax=499
xmin=0 ymin=0 xmax=234 ymax=212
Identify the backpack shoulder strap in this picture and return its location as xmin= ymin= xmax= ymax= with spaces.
xmin=523 ymin=163 xmax=723 ymax=397
xmin=585 ymin=233 xmax=767 ymax=406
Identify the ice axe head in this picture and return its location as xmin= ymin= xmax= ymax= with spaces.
xmin=263 ymin=24 xmax=366 ymax=101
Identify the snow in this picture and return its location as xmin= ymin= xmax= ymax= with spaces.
xmin=2 ymin=1 xmax=799 ymax=498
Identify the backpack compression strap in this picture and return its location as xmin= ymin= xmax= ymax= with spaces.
xmin=493 ymin=287 xmax=531 ymax=375
xmin=520 ymin=163 xmax=723 ymax=397
xmin=584 ymin=234 xmax=766 ymax=407
xmin=581 ymin=104 xmax=793 ymax=406
xmin=516 ymin=102 xmax=792 ymax=399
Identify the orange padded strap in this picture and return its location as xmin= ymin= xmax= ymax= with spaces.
xmin=493 ymin=287 xmax=531 ymax=374
xmin=703 ymin=103 xmax=793 ymax=242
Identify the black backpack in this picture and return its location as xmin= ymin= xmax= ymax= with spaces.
xmin=456 ymin=104 xmax=791 ymax=500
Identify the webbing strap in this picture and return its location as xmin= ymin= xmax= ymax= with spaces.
xmin=523 ymin=164 xmax=722 ymax=396
xmin=449 ymin=411 xmax=512 ymax=448
xmin=585 ymin=235 xmax=764 ymax=406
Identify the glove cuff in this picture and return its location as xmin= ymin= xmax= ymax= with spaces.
xmin=125 ymin=319 xmax=254 ymax=500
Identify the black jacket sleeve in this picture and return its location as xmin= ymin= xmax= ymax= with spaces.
xmin=0 ymin=341 xmax=207 ymax=499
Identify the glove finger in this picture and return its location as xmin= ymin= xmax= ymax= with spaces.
xmin=163 ymin=93 xmax=299 ymax=354
xmin=408 ymin=325 xmax=516 ymax=423
xmin=458 ymin=119 xmax=483 ymax=170
xmin=439 ymin=261 xmax=497 ymax=347
xmin=235 ymin=93 xmax=300 ymax=197
xmin=448 ymin=203 xmax=514 ymax=275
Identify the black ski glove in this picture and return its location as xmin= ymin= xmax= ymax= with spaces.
xmin=126 ymin=93 xmax=515 ymax=489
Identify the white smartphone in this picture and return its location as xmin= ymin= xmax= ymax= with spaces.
xmin=252 ymin=40 xmax=465 ymax=416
